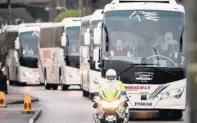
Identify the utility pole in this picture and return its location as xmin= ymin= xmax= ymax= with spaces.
xmin=79 ymin=0 xmax=83 ymax=17
xmin=187 ymin=0 xmax=197 ymax=122
xmin=57 ymin=0 xmax=66 ymax=15
xmin=49 ymin=0 xmax=57 ymax=22
xmin=7 ymin=0 xmax=11 ymax=24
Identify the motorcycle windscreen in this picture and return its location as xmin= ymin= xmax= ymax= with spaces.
xmin=100 ymin=90 xmax=121 ymax=102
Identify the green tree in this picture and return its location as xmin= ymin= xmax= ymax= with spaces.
xmin=54 ymin=9 xmax=80 ymax=22
xmin=54 ymin=9 xmax=86 ymax=22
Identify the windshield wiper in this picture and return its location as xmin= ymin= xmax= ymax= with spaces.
xmin=180 ymin=26 xmax=185 ymax=52
xmin=117 ymin=63 xmax=156 ymax=77
xmin=117 ymin=63 xmax=176 ymax=78
xmin=152 ymin=47 xmax=159 ymax=65
xmin=103 ymin=24 xmax=109 ymax=51
xmin=151 ymin=47 xmax=176 ymax=75
xmin=150 ymin=65 xmax=176 ymax=75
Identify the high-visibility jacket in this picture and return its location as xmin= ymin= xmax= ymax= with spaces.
xmin=94 ymin=80 xmax=126 ymax=102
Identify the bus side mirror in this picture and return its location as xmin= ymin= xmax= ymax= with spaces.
xmin=93 ymin=48 xmax=99 ymax=62
xmin=93 ymin=48 xmax=100 ymax=69
xmin=15 ymin=37 xmax=20 ymax=50
xmin=14 ymin=51 xmax=18 ymax=60
xmin=84 ymin=28 xmax=90 ymax=45
xmin=93 ymin=22 xmax=102 ymax=45
xmin=61 ymin=33 xmax=67 ymax=47
xmin=98 ymin=64 xmax=101 ymax=68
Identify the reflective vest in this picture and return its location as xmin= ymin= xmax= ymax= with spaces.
xmin=98 ymin=80 xmax=126 ymax=95
xmin=94 ymin=80 xmax=126 ymax=102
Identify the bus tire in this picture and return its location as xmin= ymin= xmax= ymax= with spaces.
xmin=83 ymin=89 xmax=89 ymax=97
xmin=15 ymin=81 xmax=22 ymax=86
xmin=9 ymin=80 xmax=15 ymax=86
xmin=62 ymin=85 xmax=69 ymax=90
xmin=52 ymin=85 xmax=58 ymax=90
xmin=44 ymin=80 xmax=51 ymax=90
xmin=40 ymin=82 xmax=44 ymax=86
xmin=45 ymin=84 xmax=51 ymax=90
xmin=159 ymin=110 xmax=183 ymax=120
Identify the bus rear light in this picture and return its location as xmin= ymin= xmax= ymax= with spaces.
xmin=24 ymin=103 xmax=27 ymax=109
xmin=0 ymin=99 xmax=4 ymax=104
xmin=29 ymin=103 xmax=32 ymax=109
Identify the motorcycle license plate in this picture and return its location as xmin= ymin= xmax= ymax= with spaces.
xmin=106 ymin=115 xmax=116 ymax=121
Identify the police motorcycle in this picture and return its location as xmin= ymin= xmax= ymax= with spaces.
xmin=92 ymin=70 xmax=129 ymax=123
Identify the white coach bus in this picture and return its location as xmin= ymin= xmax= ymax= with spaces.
xmin=38 ymin=23 xmax=65 ymax=90
xmin=93 ymin=0 xmax=186 ymax=119
xmin=60 ymin=18 xmax=81 ymax=90
xmin=6 ymin=24 xmax=42 ymax=86
xmin=80 ymin=9 xmax=104 ymax=99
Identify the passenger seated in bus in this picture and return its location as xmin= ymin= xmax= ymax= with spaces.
xmin=69 ymin=44 xmax=78 ymax=54
xmin=153 ymin=32 xmax=178 ymax=60
xmin=110 ymin=40 xmax=132 ymax=57
xmin=22 ymin=44 xmax=33 ymax=55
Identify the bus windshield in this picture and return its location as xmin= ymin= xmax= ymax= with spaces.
xmin=102 ymin=10 xmax=185 ymax=68
xmin=65 ymin=26 xmax=80 ymax=56
xmin=19 ymin=31 xmax=39 ymax=58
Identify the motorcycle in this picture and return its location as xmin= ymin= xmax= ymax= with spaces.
xmin=93 ymin=89 xmax=129 ymax=123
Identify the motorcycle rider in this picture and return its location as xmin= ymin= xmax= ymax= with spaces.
xmin=93 ymin=69 xmax=129 ymax=113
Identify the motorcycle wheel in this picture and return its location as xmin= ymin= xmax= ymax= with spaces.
xmin=100 ymin=119 xmax=117 ymax=123
xmin=104 ymin=121 xmax=118 ymax=123
xmin=103 ymin=119 xmax=122 ymax=123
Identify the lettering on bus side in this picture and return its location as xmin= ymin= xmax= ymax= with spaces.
xmin=134 ymin=102 xmax=152 ymax=106
xmin=125 ymin=85 xmax=151 ymax=90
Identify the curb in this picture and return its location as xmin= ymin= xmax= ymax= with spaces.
xmin=29 ymin=109 xmax=42 ymax=123
xmin=7 ymin=98 xmax=39 ymax=105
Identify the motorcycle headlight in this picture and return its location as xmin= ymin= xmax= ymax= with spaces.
xmin=101 ymin=100 xmax=120 ymax=109
xmin=160 ymin=88 xmax=184 ymax=100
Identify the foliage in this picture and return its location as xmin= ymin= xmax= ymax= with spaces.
xmin=54 ymin=9 xmax=86 ymax=22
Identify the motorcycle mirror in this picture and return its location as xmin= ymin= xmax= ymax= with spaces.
xmin=124 ymin=102 xmax=128 ymax=107
xmin=93 ymin=103 xmax=98 ymax=109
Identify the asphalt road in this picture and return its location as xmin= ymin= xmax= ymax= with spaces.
xmin=9 ymin=85 xmax=190 ymax=123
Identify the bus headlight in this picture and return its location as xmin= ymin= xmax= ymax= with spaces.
xmin=23 ymin=72 xmax=29 ymax=77
xmin=160 ymin=88 xmax=184 ymax=100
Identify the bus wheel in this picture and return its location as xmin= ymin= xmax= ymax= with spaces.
xmin=52 ymin=85 xmax=58 ymax=90
xmin=62 ymin=85 xmax=69 ymax=90
xmin=159 ymin=110 xmax=183 ymax=120
xmin=45 ymin=84 xmax=51 ymax=90
xmin=22 ymin=82 xmax=27 ymax=86
xmin=44 ymin=80 xmax=51 ymax=90
xmin=9 ymin=80 xmax=15 ymax=86
xmin=83 ymin=89 xmax=89 ymax=97
xmin=15 ymin=82 xmax=23 ymax=86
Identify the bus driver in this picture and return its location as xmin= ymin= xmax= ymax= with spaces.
xmin=110 ymin=40 xmax=132 ymax=57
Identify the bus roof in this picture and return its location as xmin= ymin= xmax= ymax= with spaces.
xmin=111 ymin=0 xmax=177 ymax=4
xmin=4 ymin=25 xmax=20 ymax=32
xmin=18 ymin=26 xmax=40 ymax=33
xmin=61 ymin=17 xmax=81 ymax=28
xmin=40 ymin=22 xmax=64 ymax=29
xmin=82 ymin=9 xmax=104 ymax=23
xmin=104 ymin=0 xmax=184 ymax=13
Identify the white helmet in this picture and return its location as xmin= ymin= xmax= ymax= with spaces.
xmin=106 ymin=69 xmax=117 ymax=81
